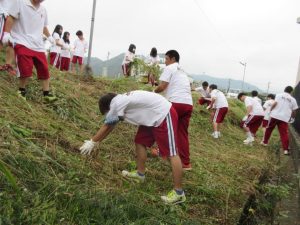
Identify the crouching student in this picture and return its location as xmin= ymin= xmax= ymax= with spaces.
xmin=238 ymin=93 xmax=264 ymax=145
xmin=195 ymin=81 xmax=211 ymax=106
xmin=79 ymin=90 xmax=186 ymax=205
xmin=207 ymin=84 xmax=228 ymax=138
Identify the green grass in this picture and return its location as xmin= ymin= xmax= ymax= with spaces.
xmin=0 ymin=50 xmax=280 ymax=224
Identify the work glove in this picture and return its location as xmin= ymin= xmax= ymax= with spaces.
xmin=242 ymin=115 xmax=248 ymax=121
xmin=2 ymin=32 xmax=13 ymax=46
xmin=80 ymin=139 xmax=97 ymax=155
xmin=206 ymin=105 xmax=212 ymax=110
xmin=47 ymin=36 xmax=55 ymax=45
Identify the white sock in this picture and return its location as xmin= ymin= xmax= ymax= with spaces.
xmin=246 ymin=132 xmax=252 ymax=138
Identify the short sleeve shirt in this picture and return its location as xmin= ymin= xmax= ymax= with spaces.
xmin=73 ymin=39 xmax=88 ymax=57
xmin=105 ymin=90 xmax=172 ymax=127
xmin=9 ymin=0 xmax=48 ymax=52
xmin=270 ymin=93 xmax=298 ymax=122
xmin=263 ymin=99 xmax=275 ymax=120
xmin=159 ymin=63 xmax=193 ymax=105
xmin=49 ymin=32 xmax=62 ymax=54
xmin=210 ymin=89 xmax=228 ymax=108
xmin=244 ymin=97 xmax=264 ymax=116
xmin=195 ymin=86 xmax=210 ymax=98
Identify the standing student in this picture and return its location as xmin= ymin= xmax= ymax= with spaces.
xmin=262 ymin=86 xmax=298 ymax=155
xmin=207 ymin=84 xmax=228 ymax=138
xmin=146 ymin=47 xmax=160 ymax=86
xmin=71 ymin=30 xmax=88 ymax=74
xmin=251 ymin=90 xmax=262 ymax=105
xmin=237 ymin=93 xmax=265 ymax=145
xmin=155 ymin=50 xmax=193 ymax=170
xmin=261 ymin=94 xmax=275 ymax=138
xmin=60 ymin=31 xmax=71 ymax=71
xmin=49 ymin=24 xmax=63 ymax=69
xmin=195 ymin=81 xmax=211 ymax=106
xmin=79 ymin=91 xmax=186 ymax=205
xmin=0 ymin=0 xmax=16 ymax=76
xmin=3 ymin=0 xmax=57 ymax=101
xmin=121 ymin=44 xmax=136 ymax=77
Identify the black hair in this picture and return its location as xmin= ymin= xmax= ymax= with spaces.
xmin=251 ymin=90 xmax=258 ymax=97
xmin=53 ymin=24 xmax=63 ymax=37
xmin=98 ymin=93 xmax=117 ymax=115
xmin=62 ymin=32 xmax=70 ymax=44
xmin=209 ymin=84 xmax=217 ymax=90
xmin=165 ymin=50 xmax=180 ymax=62
xmin=128 ymin=44 xmax=136 ymax=54
xmin=284 ymin=86 xmax=293 ymax=93
xmin=150 ymin=47 xmax=157 ymax=58
xmin=76 ymin=30 xmax=83 ymax=36
xmin=238 ymin=92 xmax=246 ymax=100
xmin=202 ymin=81 xmax=208 ymax=87
xmin=267 ymin=94 xmax=275 ymax=99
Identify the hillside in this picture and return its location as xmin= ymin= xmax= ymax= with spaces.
xmin=85 ymin=54 xmax=263 ymax=92
xmin=0 ymin=54 xmax=280 ymax=224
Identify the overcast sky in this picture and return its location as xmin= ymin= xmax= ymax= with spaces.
xmin=43 ymin=0 xmax=300 ymax=93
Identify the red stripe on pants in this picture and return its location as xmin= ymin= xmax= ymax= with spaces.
xmin=263 ymin=118 xmax=289 ymax=150
xmin=171 ymin=102 xmax=193 ymax=166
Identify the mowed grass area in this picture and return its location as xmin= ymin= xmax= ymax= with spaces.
xmin=0 ymin=52 xmax=279 ymax=224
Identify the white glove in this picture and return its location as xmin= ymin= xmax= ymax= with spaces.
xmin=80 ymin=139 xmax=96 ymax=155
xmin=206 ymin=105 xmax=211 ymax=110
xmin=2 ymin=32 xmax=13 ymax=46
xmin=47 ymin=36 xmax=55 ymax=45
xmin=242 ymin=115 xmax=248 ymax=121
xmin=288 ymin=117 xmax=295 ymax=124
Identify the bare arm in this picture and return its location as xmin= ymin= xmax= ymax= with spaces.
xmin=246 ymin=106 xmax=253 ymax=115
xmin=291 ymin=110 xmax=297 ymax=118
xmin=208 ymin=98 xmax=216 ymax=108
xmin=270 ymin=101 xmax=278 ymax=112
xmin=154 ymin=81 xmax=168 ymax=93
xmin=4 ymin=16 xmax=15 ymax=32
xmin=43 ymin=27 xmax=51 ymax=38
xmin=91 ymin=124 xmax=115 ymax=143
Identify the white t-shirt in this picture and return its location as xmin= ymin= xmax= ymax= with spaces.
xmin=244 ymin=97 xmax=264 ymax=116
xmin=105 ymin=90 xmax=172 ymax=127
xmin=270 ymin=92 xmax=298 ymax=122
xmin=159 ymin=63 xmax=193 ymax=105
xmin=49 ymin=32 xmax=62 ymax=54
xmin=146 ymin=55 xmax=160 ymax=65
xmin=253 ymin=96 xmax=262 ymax=105
xmin=210 ymin=89 xmax=228 ymax=108
xmin=195 ymin=86 xmax=210 ymax=98
xmin=60 ymin=41 xmax=71 ymax=58
xmin=122 ymin=51 xmax=135 ymax=65
xmin=0 ymin=0 xmax=10 ymax=14
xmin=73 ymin=38 xmax=88 ymax=57
xmin=263 ymin=99 xmax=275 ymax=120
xmin=8 ymin=0 xmax=48 ymax=52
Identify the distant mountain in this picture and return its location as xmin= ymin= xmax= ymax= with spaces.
xmin=84 ymin=54 xmax=125 ymax=78
xmin=86 ymin=54 xmax=263 ymax=92
xmin=191 ymin=74 xmax=263 ymax=92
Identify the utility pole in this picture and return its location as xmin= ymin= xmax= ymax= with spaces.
xmin=227 ymin=78 xmax=231 ymax=93
xmin=239 ymin=61 xmax=247 ymax=91
xmin=85 ymin=0 xmax=97 ymax=76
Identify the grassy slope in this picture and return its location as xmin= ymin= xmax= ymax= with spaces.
xmin=0 ymin=52 xmax=278 ymax=225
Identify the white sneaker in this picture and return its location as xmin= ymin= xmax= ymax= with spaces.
xmin=284 ymin=150 xmax=290 ymax=155
xmin=244 ymin=136 xmax=254 ymax=145
xmin=217 ymin=132 xmax=221 ymax=137
xmin=260 ymin=141 xmax=268 ymax=147
xmin=212 ymin=132 xmax=219 ymax=139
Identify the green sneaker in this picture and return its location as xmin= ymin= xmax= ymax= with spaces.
xmin=43 ymin=94 xmax=58 ymax=103
xmin=121 ymin=170 xmax=145 ymax=183
xmin=17 ymin=90 xmax=26 ymax=100
xmin=161 ymin=190 xmax=186 ymax=205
